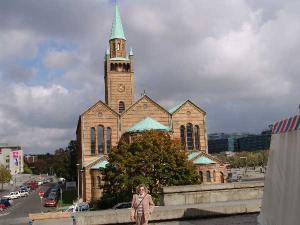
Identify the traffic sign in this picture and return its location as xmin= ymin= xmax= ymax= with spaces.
xmin=38 ymin=191 xmax=44 ymax=198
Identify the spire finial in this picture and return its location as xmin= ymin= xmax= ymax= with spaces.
xmin=110 ymin=0 xmax=126 ymax=40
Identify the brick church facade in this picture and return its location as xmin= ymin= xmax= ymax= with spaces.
xmin=76 ymin=4 xmax=227 ymax=202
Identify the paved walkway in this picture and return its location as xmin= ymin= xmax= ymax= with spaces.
xmin=151 ymin=213 xmax=258 ymax=225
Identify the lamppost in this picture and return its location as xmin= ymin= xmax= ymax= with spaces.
xmin=76 ymin=163 xmax=80 ymax=202
xmin=80 ymin=169 xmax=84 ymax=202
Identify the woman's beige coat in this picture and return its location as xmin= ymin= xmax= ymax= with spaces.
xmin=131 ymin=194 xmax=155 ymax=221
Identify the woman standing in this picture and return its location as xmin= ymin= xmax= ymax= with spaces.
xmin=130 ymin=184 xmax=155 ymax=225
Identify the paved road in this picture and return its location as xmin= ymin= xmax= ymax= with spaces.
xmin=152 ymin=213 xmax=259 ymax=225
xmin=0 ymin=183 xmax=57 ymax=225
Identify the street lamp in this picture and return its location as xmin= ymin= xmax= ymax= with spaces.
xmin=76 ymin=163 xmax=80 ymax=202
xmin=80 ymin=169 xmax=84 ymax=202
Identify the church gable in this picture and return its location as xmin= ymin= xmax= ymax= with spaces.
xmin=171 ymin=100 xmax=207 ymax=152
xmin=120 ymin=95 xmax=171 ymax=134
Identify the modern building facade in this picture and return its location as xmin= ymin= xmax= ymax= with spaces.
xmin=208 ymin=130 xmax=271 ymax=154
xmin=0 ymin=144 xmax=24 ymax=175
xmin=76 ymin=3 xmax=226 ymax=202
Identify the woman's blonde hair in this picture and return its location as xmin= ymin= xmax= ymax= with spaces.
xmin=135 ymin=184 xmax=149 ymax=194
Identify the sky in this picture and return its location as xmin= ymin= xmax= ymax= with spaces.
xmin=0 ymin=0 xmax=299 ymax=154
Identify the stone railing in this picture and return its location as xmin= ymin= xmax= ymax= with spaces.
xmin=160 ymin=181 xmax=264 ymax=206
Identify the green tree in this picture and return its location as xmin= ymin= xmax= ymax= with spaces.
xmin=101 ymin=131 xmax=199 ymax=208
xmin=23 ymin=163 xmax=33 ymax=174
xmin=0 ymin=165 xmax=12 ymax=190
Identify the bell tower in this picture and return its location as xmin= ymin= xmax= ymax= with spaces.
xmin=104 ymin=2 xmax=134 ymax=114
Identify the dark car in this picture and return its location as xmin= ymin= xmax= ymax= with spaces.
xmin=112 ymin=202 xmax=131 ymax=209
xmin=0 ymin=198 xmax=11 ymax=208
xmin=44 ymin=193 xmax=59 ymax=207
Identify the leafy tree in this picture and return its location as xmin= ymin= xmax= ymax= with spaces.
xmin=23 ymin=163 xmax=33 ymax=174
xmin=100 ymin=131 xmax=199 ymax=208
xmin=0 ymin=165 xmax=12 ymax=190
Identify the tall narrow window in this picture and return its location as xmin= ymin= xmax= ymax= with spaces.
xmin=213 ymin=170 xmax=216 ymax=182
xmin=195 ymin=125 xmax=200 ymax=150
xmin=117 ymin=43 xmax=120 ymax=50
xmin=97 ymin=176 xmax=101 ymax=188
xmin=186 ymin=123 xmax=194 ymax=150
xmin=119 ymin=101 xmax=125 ymax=114
xmin=97 ymin=125 xmax=104 ymax=154
xmin=180 ymin=125 xmax=186 ymax=149
xmin=199 ymin=171 xmax=203 ymax=183
xmin=90 ymin=128 xmax=96 ymax=155
xmin=106 ymin=127 xmax=111 ymax=154
xmin=206 ymin=171 xmax=211 ymax=182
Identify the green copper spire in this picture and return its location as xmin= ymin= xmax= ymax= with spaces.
xmin=110 ymin=1 xmax=126 ymax=40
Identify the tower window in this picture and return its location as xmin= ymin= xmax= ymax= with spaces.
xmin=186 ymin=123 xmax=194 ymax=150
xmin=117 ymin=43 xmax=120 ymax=50
xmin=119 ymin=101 xmax=125 ymax=113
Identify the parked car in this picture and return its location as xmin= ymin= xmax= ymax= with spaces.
xmin=44 ymin=193 xmax=59 ymax=207
xmin=3 ymin=192 xmax=20 ymax=200
xmin=44 ymin=197 xmax=58 ymax=207
xmin=0 ymin=198 xmax=11 ymax=208
xmin=112 ymin=202 xmax=131 ymax=209
xmin=19 ymin=189 xmax=29 ymax=197
xmin=65 ymin=202 xmax=89 ymax=213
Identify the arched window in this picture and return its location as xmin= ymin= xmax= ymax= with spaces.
xmin=206 ymin=171 xmax=211 ymax=182
xmin=106 ymin=127 xmax=111 ymax=154
xmin=119 ymin=101 xmax=125 ymax=114
xmin=110 ymin=63 xmax=115 ymax=71
xmin=195 ymin=125 xmax=200 ymax=150
xmin=186 ymin=123 xmax=194 ymax=150
xmin=199 ymin=171 xmax=203 ymax=183
xmin=213 ymin=170 xmax=216 ymax=182
xmin=117 ymin=43 xmax=120 ymax=50
xmin=97 ymin=176 xmax=101 ymax=188
xmin=180 ymin=125 xmax=186 ymax=149
xmin=220 ymin=172 xmax=225 ymax=183
xmin=90 ymin=128 xmax=96 ymax=155
xmin=97 ymin=125 xmax=104 ymax=154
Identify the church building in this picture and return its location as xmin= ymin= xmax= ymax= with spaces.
xmin=76 ymin=3 xmax=227 ymax=202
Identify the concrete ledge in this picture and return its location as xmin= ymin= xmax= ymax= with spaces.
xmin=74 ymin=199 xmax=261 ymax=225
xmin=162 ymin=181 xmax=264 ymax=193
xmin=29 ymin=212 xmax=71 ymax=221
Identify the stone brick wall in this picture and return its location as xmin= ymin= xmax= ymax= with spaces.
xmin=171 ymin=102 xmax=207 ymax=152
xmin=120 ymin=96 xmax=170 ymax=134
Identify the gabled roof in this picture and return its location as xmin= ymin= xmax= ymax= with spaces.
xmin=84 ymin=155 xmax=109 ymax=168
xmin=110 ymin=2 xmax=126 ymax=40
xmin=121 ymin=95 xmax=171 ymax=116
xmin=193 ymin=155 xmax=216 ymax=165
xmin=127 ymin=117 xmax=171 ymax=133
xmin=91 ymin=160 xmax=109 ymax=170
xmin=80 ymin=100 xmax=118 ymax=117
xmin=188 ymin=151 xmax=226 ymax=165
xmin=168 ymin=100 xmax=206 ymax=115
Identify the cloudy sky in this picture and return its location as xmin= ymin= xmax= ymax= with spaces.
xmin=0 ymin=0 xmax=299 ymax=154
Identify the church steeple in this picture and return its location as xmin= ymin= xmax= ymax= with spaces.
xmin=104 ymin=2 xmax=135 ymax=113
xmin=109 ymin=1 xmax=127 ymax=58
xmin=110 ymin=2 xmax=126 ymax=41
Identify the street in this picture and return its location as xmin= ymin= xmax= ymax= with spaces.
xmin=0 ymin=183 xmax=57 ymax=225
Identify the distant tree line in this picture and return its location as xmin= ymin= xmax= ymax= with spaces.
xmin=214 ymin=150 xmax=269 ymax=168
xmin=28 ymin=140 xmax=78 ymax=181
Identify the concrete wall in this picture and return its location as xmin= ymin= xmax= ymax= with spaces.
xmin=160 ymin=181 xmax=264 ymax=206
xmin=31 ymin=199 xmax=261 ymax=225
